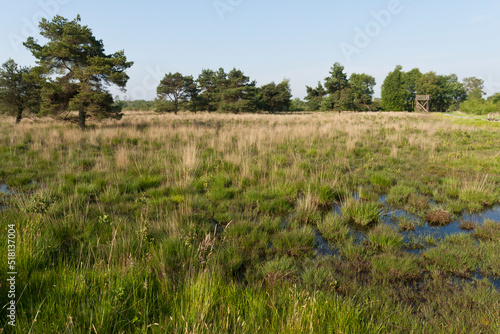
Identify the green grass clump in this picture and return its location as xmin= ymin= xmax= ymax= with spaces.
xmin=458 ymin=175 xmax=499 ymax=211
xmin=171 ymin=271 xmax=382 ymax=333
xmin=342 ymin=198 xmax=381 ymax=226
xmin=311 ymin=183 xmax=345 ymax=208
xmin=460 ymin=189 xmax=498 ymax=210
xmin=358 ymin=186 xmax=379 ymax=202
xmin=370 ymin=172 xmax=394 ymax=189
xmin=300 ymin=265 xmax=337 ymax=289
xmin=368 ymin=224 xmax=403 ymax=252
xmin=397 ymin=216 xmax=416 ymax=231
xmin=224 ymin=221 xmax=268 ymax=260
xmin=317 ymin=212 xmax=350 ymax=242
xmin=257 ymin=215 xmax=282 ymax=234
xmin=446 ymin=199 xmax=466 ymax=214
xmin=372 ymin=253 xmax=423 ymax=282
xmin=272 ymin=225 xmax=315 ymax=257
xmin=406 ymin=193 xmax=430 ymax=214
xmin=337 ymin=237 xmax=369 ymax=262
xmin=295 ymin=190 xmax=321 ymax=225
xmin=441 ymin=176 xmax=460 ymax=198
xmin=423 ymin=235 xmax=479 ymax=278
xmin=479 ymin=241 xmax=500 ymax=277
xmin=474 ymin=220 xmax=500 ymax=241
xmin=386 ymin=184 xmax=415 ymax=207
xmin=118 ymin=175 xmax=162 ymax=194
xmin=245 ymin=189 xmax=294 ymax=214
xmin=258 ymin=256 xmax=296 ymax=285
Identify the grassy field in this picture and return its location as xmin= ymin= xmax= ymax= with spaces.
xmin=1 ymin=111 xmax=499 ymax=333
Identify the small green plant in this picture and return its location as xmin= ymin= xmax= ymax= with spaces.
xmin=258 ymin=256 xmax=296 ymax=285
xmin=272 ymin=226 xmax=315 ymax=257
xmin=295 ymin=188 xmax=321 ymax=225
xmin=98 ymin=214 xmax=110 ymax=225
xmin=358 ymin=187 xmax=378 ymax=202
xmin=24 ymin=194 xmax=55 ymax=213
xmin=422 ymin=234 xmax=438 ymax=247
xmin=342 ymin=198 xmax=381 ymax=226
xmin=474 ymin=220 xmax=500 ymax=241
xmin=386 ymin=184 xmax=415 ymax=207
xmin=300 ymin=266 xmax=334 ymax=288
xmin=313 ymin=184 xmax=344 ymax=208
xmin=338 ymin=237 xmax=368 ymax=261
xmin=406 ymin=193 xmax=429 ymax=214
xmin=317 ymin=212 xmax=350 ymax=242
xmin=257 ymin=216 xmax=282 ymax=234
xmin=397 ymin=216 xmax=416 ymax=231
xmin=370 ymin=173 xmax=394 ymax=189
xmin=168 ymin=194 xmax=185 ymax=204
xmin=446 ymin=199 xmax=466 ymax=214
xmin=368 ymin=224 xmax=403 ymax=252
xmin=442 ymin=176 xmax=460 ymax=198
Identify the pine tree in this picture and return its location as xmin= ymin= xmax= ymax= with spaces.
xmin=24 ymin=15 xmax=133 ymax=130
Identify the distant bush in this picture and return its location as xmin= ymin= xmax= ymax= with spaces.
xmin=460 ymin=98 xmax=500 ymax=115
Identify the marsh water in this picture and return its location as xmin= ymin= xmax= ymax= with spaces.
xmin=0 ymin=183 xmax=13 ymax=195
xmin=313 ymin=195 xmax=500 ymax=289
xmin=0 ymin=183 xmax=13 ymax=211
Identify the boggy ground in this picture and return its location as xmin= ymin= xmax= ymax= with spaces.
xmin=0 ymin=111 xmax=499 ymax=333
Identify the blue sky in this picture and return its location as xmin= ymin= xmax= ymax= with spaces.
xmin=1 ymin=0 xmax=499 ymax=100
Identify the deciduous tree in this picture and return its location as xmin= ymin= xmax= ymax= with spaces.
xmin=463 ymin=77 xmax=485 ymax=100
xmin=350 ymin=73 xmax=376 ymax=111
xmin=403 ymin=68 xmax=422 ymax=111
xmin=381 ymin=65 xmax=406 ymax=111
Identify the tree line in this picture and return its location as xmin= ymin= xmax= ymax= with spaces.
xmin=1 ymin=15 xmax=498 ymax=131
xmin=153 ymin=69 xmax=292 ymax=114
xmin=303 ymin=63 xmax=498 ymax=114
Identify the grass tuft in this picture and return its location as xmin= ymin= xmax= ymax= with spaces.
xmin=425 ymin=208 xmax=451 ymax=226
xmin=368 ymin=224 xmax=403 ymax=252
xmin=342 ymin=198 xmax=381 ymax=226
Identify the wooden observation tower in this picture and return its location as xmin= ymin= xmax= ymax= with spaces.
xmin=416 ymin=95 xmax=430 ymax=112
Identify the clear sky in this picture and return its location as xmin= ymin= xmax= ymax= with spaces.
xmin=1 ymin=0 xmax=499 ymax=100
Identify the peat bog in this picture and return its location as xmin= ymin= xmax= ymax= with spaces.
xmin=1 ymin=111 xmax=499 ymax=333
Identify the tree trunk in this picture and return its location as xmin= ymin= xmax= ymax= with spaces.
xmin=15 ymin=106 xmax=23 ymax=124
xmin=78 ymin=109 xmax=86 ymax=131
